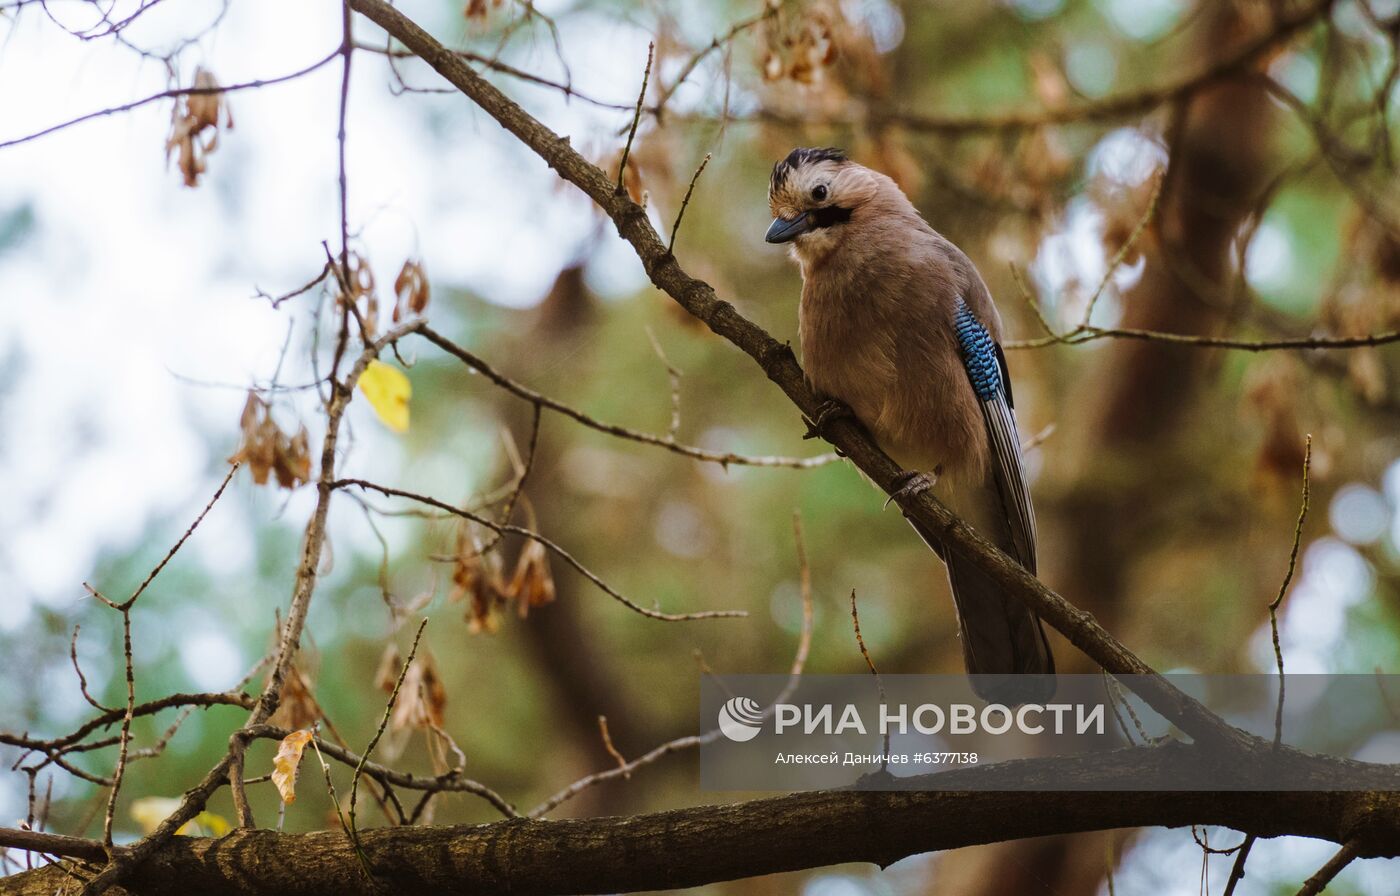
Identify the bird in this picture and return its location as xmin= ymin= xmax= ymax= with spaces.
xmin=765 ymin=147 xmax=1054 ymax=704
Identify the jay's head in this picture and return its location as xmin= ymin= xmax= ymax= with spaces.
xmin=766 ymin=147 xmax=882 ymax=259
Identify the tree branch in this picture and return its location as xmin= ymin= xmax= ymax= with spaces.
xmin=5 ymin=744 xmax=1400 ymax=895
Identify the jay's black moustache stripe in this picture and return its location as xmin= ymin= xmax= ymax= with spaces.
xmin=808 ymin=205 xmax=853 ymax=230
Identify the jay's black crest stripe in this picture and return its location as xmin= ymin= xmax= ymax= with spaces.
xmin=770 ymin=146 xmax=847 ymax=190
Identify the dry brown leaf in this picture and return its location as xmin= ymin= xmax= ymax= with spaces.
xmin=505 ymin=539 xmax=555 ymax=619
xmin=447 ymin=525 xmax=508 ymax=633
xmin=1348 ymin=348 xmax=1387 ymax=405
xmin=389 ymin=650 xmax=447 ymax=733
xmin=373 ymin=643 xmax=403 ymax=695
xmin=268 ymin=665 xmax=319 ymax=731
xmin=1244 ymin=357 xmax=1307 ymax=484
xmin=393 ymin=259 xmax=430 ymax=322
xmin=228 ymin=392 xmax=312 ymax=489
xmin=463 ymin=0 xmax=504 ymax=22
xmin=334 ymin=253 xmax=382 ymax=337
xmin=165 ymin=67 xmax=231 ymax=188
xmin=1029 ymin=52 xmax=1070 ymax=109
xmin=271 ymin=729 xmax=315 ymax=804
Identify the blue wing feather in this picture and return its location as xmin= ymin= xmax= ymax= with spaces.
xmin=953 ymin=299 xmax=1037 ymax=573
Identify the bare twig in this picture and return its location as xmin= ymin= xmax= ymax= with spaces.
xmin=850 ymin=590 xmax=889 ymax=764
xmin=417 ymin=326 xmax=837 ymax=469
xmin=241 ymin=724 xmax=515 ymax=818
xmin=349 ymin=619 xmax=427 ymax=842
xmin=644 ymin=326 xmax=683 ymax=441
xmin=69 ymin=626 xmax=116 ymax=713
xmin=0 ymin=50 xmax=340 ymax=150
xmin=1005 ymin=324 xmax=1400 ymax=352
xmin=76 ymin=323 xmax=424 ymax=894
xmin=651 ymin=2 xmax=785 ymax=120
xmin=596 ymin=716 xmax=627 ymax=774
xmin=356 ymin=42 xmax=635 ymax=111
xmin=616 ymin=42 xmax=653 ymax=193
xmin=1269 ymin=435 xmax=1312 ymax=747
xmin=336 ymin=0 xmax=355 ymax=303
xmin=255 ymin=262 xmax=334 ymax=308
xmin=527 ymin=515 xmax=815 ymax=819
xmin=668 ymin=152 xmax=711 ymax=253
xmin=334 ymin=477 xmax=745 ymax=622
xmin=81 ymin=464 xmax=238 ymax=847
xmin=1080 ymin=171 xmax=1164 ymax=329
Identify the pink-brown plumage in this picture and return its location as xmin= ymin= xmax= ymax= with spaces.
xmin=768 ymin=148 xmax=1054 ymax=700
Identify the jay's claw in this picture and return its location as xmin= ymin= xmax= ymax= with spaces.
xmin=883 ymin=469 xmax=939 ymax=510
xmin=802 ymin=398 xmax=853 ymax=442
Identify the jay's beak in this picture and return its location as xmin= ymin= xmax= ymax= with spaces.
xmin=765 ymin=212 xmax=811 ymax=244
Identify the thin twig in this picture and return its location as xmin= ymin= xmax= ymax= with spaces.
xmin=256 ymin=261 xmax=333 ymax=308
xmin=1079 ymin=171 xmax=1164 ymax=329
xmin=336 ymin=0 xmax=354 ymax=307
xmin=651 ymin=2 xmax=786 ymax=121
xmin=0 ymin=50 xmax=341 ymax=150
xmin=69 ymin=626 xmax=116 ymax=713
xmin=418 ymin=326 xmax=838 ymax=469
xmin=349 ymin=619 xmax=427 ymax=843
xmin=84 ymin=464 xmax=238 ymax=846
xmin=357 ymin=42 xmax=636 ymax=111
xmin=527 ymin=517 xmax=815 ymax=818
xmin=241 ymin=724 xmax=515 ymax=818
xmin=616 ymin=42 xmax=653 ymax=193
xmin=115 ymin=463 xmax=240 ymax=613
xmin=644 ymin=326 xmax=683 ymax=441
xmin=1269 ymin=435 xmax=1312 ymax=748
xmin=596 ymin=716 xmax=627 ymax=774
xmin=668 ymin=152 xmax=711 ymax=253
xmin=1006 ymin=324 xmax=1400 ymax=352
xmin=850 ymin=590 xmax=889 ymax=764
xmin=334 ymin=478 xmax=745 ymax=622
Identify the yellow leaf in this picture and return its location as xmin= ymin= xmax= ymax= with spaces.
xmin=193 ymin=810 xmax=231 ymax=836
xmin=130 ymin=798 xmax=231 ymax=837
xmin=358 ymin=361 xmax=411 ymax=433
xmin=271 ymin=728 xmax=316 ymax=804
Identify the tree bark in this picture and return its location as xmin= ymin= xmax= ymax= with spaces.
xmin=6 ymin=744 xmax=1400 ymax=895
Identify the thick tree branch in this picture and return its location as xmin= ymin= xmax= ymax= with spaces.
xmin=5 ymin=744 xmax=1400 ymax=895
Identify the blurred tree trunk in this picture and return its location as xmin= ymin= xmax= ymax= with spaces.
xmin=509 ymin=264 xmax=657 ymax=815
xmin=933 ymin=2 xmax=1283 ymax=893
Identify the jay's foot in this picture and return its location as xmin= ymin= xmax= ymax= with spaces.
xmin=802 ymin=398 xmax=854 ymax=457
xmin=802 ymin=398 xmax=853 ymax=444
xmin=884 ymin=469 xmax=939 ymax=510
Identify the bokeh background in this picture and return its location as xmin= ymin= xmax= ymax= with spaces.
xmin=2 ymin=0 xmax=1399 ymax=892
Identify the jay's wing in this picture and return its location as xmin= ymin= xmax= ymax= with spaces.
xmin=952 ymin=298 xmax=1037 ymax=574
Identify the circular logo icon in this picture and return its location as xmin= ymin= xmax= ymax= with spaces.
xmin=717 ymin=696 xmax=764 ymax=742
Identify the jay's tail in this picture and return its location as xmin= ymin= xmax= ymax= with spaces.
xmin=911 ymin=480 xmax=1055 ymax=705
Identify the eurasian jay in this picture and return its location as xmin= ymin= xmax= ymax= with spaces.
xmin=766 ymin=147 xmax=1054 ymax=703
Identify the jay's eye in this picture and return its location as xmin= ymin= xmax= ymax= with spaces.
xmin=812 ymin=184 xmax=828 ymax=201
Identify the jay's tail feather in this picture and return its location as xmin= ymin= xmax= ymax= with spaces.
xmin=944 ymin=547 xmax=1055 ymax=704
xmin=909 ymin=486 xmax=1055 ymax=705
